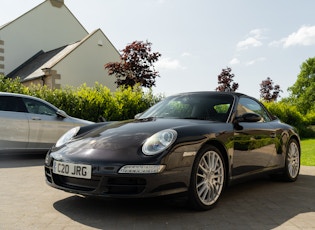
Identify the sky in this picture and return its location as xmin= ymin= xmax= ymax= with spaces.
xmin=2 ymin=0 xmax=315 ymax=99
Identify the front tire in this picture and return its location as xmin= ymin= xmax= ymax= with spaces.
xmin=188 ymin=145 xmax=226 ymax=211
xmin=283 ymin=139 xmax=300 ymax=182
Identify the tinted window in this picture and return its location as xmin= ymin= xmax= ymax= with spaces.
xmin=237 ymin=97 xmax=271 ymax=122
xmin=0 ymin=96 xmax=27 ymax=112
xmin=22 ymin=98 xmax=56 ymax=116
xmin=140 ymin=94 xmax=234 ymax=122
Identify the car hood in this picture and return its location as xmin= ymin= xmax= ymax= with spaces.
xmin=69 ymin=118 xmax=214 ymax=149
xmin=51 ymin=118 xmax=221 ymax=164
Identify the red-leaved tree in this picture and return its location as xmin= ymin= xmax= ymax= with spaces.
xmin=104 ymin=40 xmax=161 ymax=88
xmin=216 ymin=67 xmax=239 ymax=92
xmin=259 ymin=77 xmax=282 ymax=102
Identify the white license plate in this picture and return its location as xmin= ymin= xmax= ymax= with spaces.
xmin=53 ymin=161 xmax=92 ymax=179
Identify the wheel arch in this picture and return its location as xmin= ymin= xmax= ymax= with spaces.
xmin=199 ymin=140 xmax=231 ymax=184
xmin=188 ymin=139 xmax=230 ymax=210
xmin=284 ymin=134 xmax=301 ymax=159
xmin=288 ymin=135 xmax=301 ymax=152
xmin=282 ymin=134 xmax=301 ymax=182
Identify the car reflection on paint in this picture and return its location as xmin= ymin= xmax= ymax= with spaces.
xmin=45 ymin=91 xmax=300 ymax=210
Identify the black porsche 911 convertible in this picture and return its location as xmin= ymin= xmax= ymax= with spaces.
xmin=45 ymin=91 xmax=300 ymax=210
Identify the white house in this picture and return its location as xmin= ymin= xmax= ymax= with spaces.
xmin=0 ymin=0 xmax=120 ymax=91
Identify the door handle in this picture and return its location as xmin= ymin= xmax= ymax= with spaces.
xmin=31 ymin=117 xmax=42 ymax=120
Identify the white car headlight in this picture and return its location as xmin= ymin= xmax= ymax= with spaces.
xmin=55 ymin=126 xmax=80 ymax=147
xmin=142 ymin=129 xmax=177 ymax=155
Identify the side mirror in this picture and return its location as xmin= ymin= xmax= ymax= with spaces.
xmin=235 ymin=113 xmax=262 ymax=123
xmin=134 ymin=113 xmax=143 ymax=119
xmin=56 ymin=109 xmax=68 ymax=118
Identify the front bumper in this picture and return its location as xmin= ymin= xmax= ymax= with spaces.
xmin=45 ymin=159 xmax=191 ymax=198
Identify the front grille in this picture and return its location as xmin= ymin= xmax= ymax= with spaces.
xmin=105 ymin=177 xmax=146 ymax=195
xmin=52 ymin=174 xmax=101 ymax=191
xmin=50 ymin=171 xmax=147 ymax=195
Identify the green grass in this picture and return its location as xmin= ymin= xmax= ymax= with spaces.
xmin=301 ymin=139 xmax=315 ymax=166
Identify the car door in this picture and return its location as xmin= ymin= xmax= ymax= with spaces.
xmin=22 ymin=98 xmax=76 ymax=149
xmin=232 ymin=96 xmax=278 ymax=177
xmin=0 ymin=95 xmax=29 ymax=150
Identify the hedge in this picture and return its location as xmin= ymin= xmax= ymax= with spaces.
xmin=264 ymin=101 xmax=315 ymax=138
xmin=0 ymin=75 xmax=162 ymax=122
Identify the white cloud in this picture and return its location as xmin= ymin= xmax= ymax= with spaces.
xmin=245 ymin=57 xmax=266 ymax=66
xmin=249 ymin=29 xmax=264 ymax=38
xmin=236 ymin=28 xmax=265 ymax=50
xmin=285 ymin=25 xmax=315 ymax=47
xmin=229 ymin=58 xmax=240 ymax=65
xmin=237 ymin=37 xmax=262 ymax=50
xmin=275 ymin=25 xmax=315 ymax=48
xmin=156 ymin=57 xmax=186 ymax=70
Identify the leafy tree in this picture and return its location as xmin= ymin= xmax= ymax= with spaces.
xmin=216 ymin=67 xmax=239 ymax=92
xmin=104 ymin=40 xmax=161 ymax=88
xmin=259 ymin=77 xmax=282 ymax=102
xmin=288 ymin=57 xmax=315 ymax=114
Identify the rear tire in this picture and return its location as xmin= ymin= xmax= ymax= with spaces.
xmin=282 ymin=139 xmax=300 ymax=182
xmin=188 ymin=145 xmax=226 ymax=211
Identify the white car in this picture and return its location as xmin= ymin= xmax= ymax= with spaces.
xmin=0 ymin=92 xmax=93 ymax=154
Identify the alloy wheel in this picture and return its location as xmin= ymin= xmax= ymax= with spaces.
xmin=195 ymin=150 xmax=225 ymax=206
xmin=287 ymin=141 xmax=300 ymax=179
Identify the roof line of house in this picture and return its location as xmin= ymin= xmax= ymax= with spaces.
xmin=0 ymin=0 xmax=89 ymax=35
xmin=97 ymin=29 xmax=121 ymax=58
xmin=48 ymin=28 xmax=121 ymax=70
xmin=6 ymin=50 xmax=45 ymax=79
xmin=7 ymin=46 xmax=68 ymax=80
xmin=47 ymin=40 xmax=81 ymax=70
xmin=19 ymin=28 xmax=122 ymax=82
xmin=62 ymin=1 xmax=89 ymax=35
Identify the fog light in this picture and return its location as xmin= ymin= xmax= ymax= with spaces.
xmin=118 ymin=165 xmax=165 ymax=174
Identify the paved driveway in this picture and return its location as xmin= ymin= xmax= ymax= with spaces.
xmin=1 ymin=154 xmax=315 ymax=230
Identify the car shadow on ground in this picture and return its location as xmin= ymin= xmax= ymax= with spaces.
xmin=53 ymin=174 xmax=315 ymax=229
xmin=0 ymin=153 xmax=45 ymax=168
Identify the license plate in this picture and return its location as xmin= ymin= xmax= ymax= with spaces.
xmin=53 ymin=161 xmax=92 ymax=179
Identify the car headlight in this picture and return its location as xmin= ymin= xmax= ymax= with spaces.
xmin=55 ymin=126 xmax=80 ymax=147
xmin=142 ymin=129 xmax=177 ymax=155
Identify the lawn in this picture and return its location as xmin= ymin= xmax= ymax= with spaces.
xmin=301 ymin=139 xmax=315 ymax=166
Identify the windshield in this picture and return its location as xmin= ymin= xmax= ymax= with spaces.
xmin=139 ymin=93 xmax=234 ymax=122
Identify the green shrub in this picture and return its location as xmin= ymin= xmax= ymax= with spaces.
xmin=264 ymin=101 xmax=315 ymax=138
xmin=0 ymin=75 xmax=162 ymax=122
xmin=0 ymin=75 xmax=29 ymax=94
